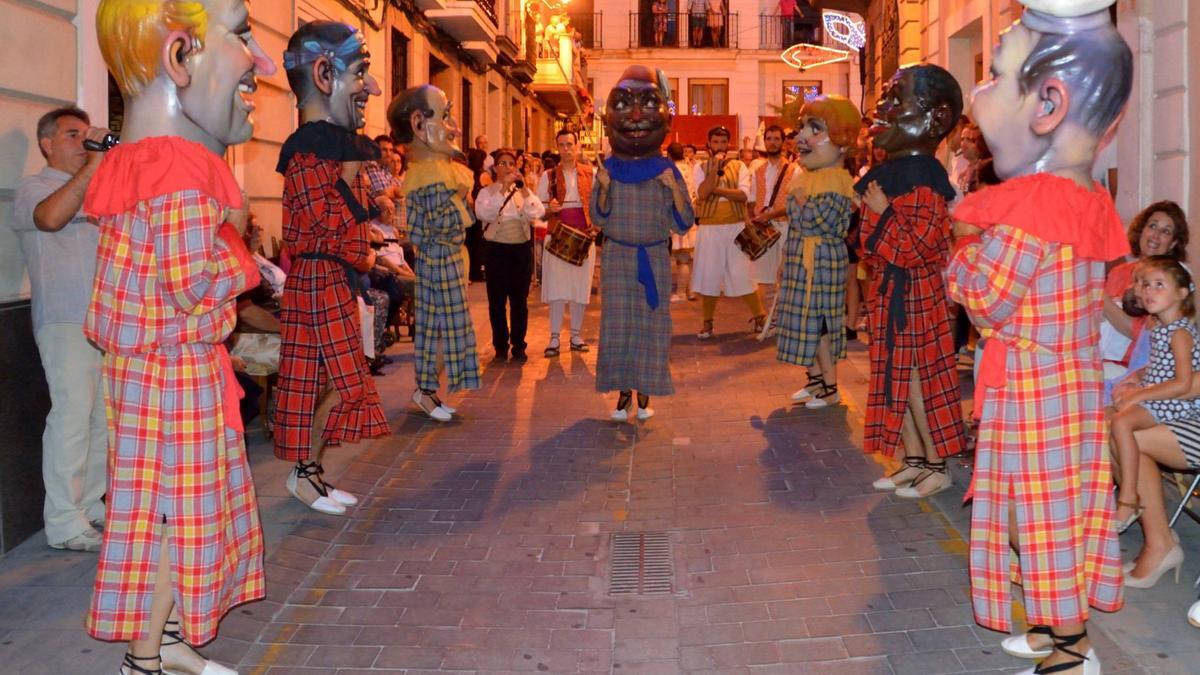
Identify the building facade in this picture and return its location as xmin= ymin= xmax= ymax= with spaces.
xmin=584 ymin=0 xmax=865 ymax=150
xmin=0 ymin=0 xmax=587 ymax=303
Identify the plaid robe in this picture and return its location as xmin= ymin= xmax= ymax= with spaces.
xmin=83 ymin=137 xmax=264 ymax=643
xmin=776 ymin=168 xmax=854 ymax=367
xmin=593 ymin=159 xmax=694 ymax=395
xmin=947 ymin=178 xmax=1124 ymax=631
xmin=274 ymin=128 xmax=389 ymax=462
xmin=405 ymin=159 xmax=481 ymax=392
xmin=857 ymin=158 xmax=965 ymax=458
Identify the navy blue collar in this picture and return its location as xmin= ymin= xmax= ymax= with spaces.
xmin=854 ymin=154 xmax=955 ymax=202
xmin=604 ymin=155 xmax=675 ymax=184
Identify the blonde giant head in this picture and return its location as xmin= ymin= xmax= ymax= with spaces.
xmin=798 ymin=96 xmax=862 ymax=151
xmin=94 ymin=0 xmax=276 ymax=155
xmin=96 ymin=0 xmax=209 ymax=97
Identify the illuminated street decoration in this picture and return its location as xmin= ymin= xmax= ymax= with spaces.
xmin=823 ymin=11 xmax=866 ymax=51
xmin=780 ymin=43 xmax=852 ymax=71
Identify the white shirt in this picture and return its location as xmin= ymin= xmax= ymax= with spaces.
xmin=475 ymin=183 xmax=546 ymax=244
xmin=747 ymin=159 xmax=793 ymax=225
xmin=370 ymin=222 xmax=410 ymax=269
xmin=536 ymin=166 xmax=584 ymax=208
xmin=9 ymin=166 xmax=99 ymax=330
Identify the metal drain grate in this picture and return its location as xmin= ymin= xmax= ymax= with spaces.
xmin=609 ymin=532 xmax=673 ymax=595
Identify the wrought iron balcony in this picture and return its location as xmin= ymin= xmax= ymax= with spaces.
xmin=628 ymin=12 xmax=738 ymax=49
xmin=759 ymin=13 xmax=823 ymax=50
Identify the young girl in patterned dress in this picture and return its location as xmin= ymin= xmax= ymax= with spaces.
xmin=1110 ymin=256 xmax=1200 ymax=534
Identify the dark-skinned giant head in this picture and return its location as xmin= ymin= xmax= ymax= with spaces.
xmin=603 ymin=65 xmax=673 ymax=160
xmin=96 ymin=0 xmax=277 ymax=154
xmin=970 ymin=0 xmax=1131 ymax=179
xmin=284 ymin=21 xmax=380 ymax=130
xmin=869 ymin=64 xmax=963 ymax=160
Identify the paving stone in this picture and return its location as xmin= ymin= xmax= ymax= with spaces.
xmin=0 ymin=285 xmax=1182 ymax=674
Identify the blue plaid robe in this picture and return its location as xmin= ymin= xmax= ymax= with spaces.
xmin=776 ymin=191 xmax=853 ymax=367
xmin=407 ymin=181 xmax=481 ymax=392
xmin=593 ymin=163 xmax=694 ymax=395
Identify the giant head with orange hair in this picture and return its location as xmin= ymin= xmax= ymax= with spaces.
xmin=96 ymin=0 xmax=276 ymax=154
xmin=794 ymin=95 xmax=861 ymax=171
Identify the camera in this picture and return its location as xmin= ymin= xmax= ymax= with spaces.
xmin=83 ymin=133 xmax=120 ymax=152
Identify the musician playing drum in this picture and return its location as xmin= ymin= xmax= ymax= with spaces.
xmin=537 ymin=128 xmax=596 ymax=357
xmin=746 ymin=124 xmax=799 ymax=303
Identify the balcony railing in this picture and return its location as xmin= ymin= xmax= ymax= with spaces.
xmin=569 ymin=12 xmax=603 ymax=50
xmin=628 ymin=12 xmax=738 ymax=49
xmin=475 ymin=0 xmax=497 ymax=25
xmin=759 ymin=13 xmax=823 ymax=50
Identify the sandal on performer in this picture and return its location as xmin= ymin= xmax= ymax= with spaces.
xmin=804 ymin=382 xmax=840 ymax=409
xmin=569 ymin=337 xmax=589 ymax=352
xmin=636 ymin=393 xmax=653 ymax=421
xmin=121 ymin=653 xmax=162 ymax=675
xmin=894 ymin=461 xmax=952 ymax=499
xmin=791 ymin=374 xmax=825 ymax=402
xmin=544 ymin=336 xmax=561 ymax=357
xmin=611 ymin=391 xmax=634 ymax=422
xmin=1014 ymin=630 xmax=1098 ymax=675
xmin=1114 ymin=497 xmax=1145 ymax=534
xmin=872 ymin=456 xmax=925 ymax=491
xmin=697 ymin=320 xmax=714 ymax=340
xmin=162 ymin=620 xmax=238 ymax=675
xmin=311 ymin=464 xmax=358 ymax=507
xmin=749 ymin=314 xmax=767 ymax=334
xmin=1001 ymin=625 xmax=1054 ymax=659
xmin=286 ymin=461 xmax=346 ymax=515
xmin=411 ymin=389 xmax=452 ymax=422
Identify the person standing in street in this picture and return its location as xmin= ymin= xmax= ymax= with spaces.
xmin=10 ymin=107 xmax=110 ymax=552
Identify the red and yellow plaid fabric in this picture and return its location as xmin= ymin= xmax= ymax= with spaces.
xmin=858 ymin=187 xmax=965 ymax=458
xmin=84 ymin=190 xmax=264 ymax=643
xmin=947 ymin=223 xmax=1124 ymax=632
xmin=274 ymin=154 xmax=389 ymax=461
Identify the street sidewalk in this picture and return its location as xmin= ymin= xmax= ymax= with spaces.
xmin=0 ymin=283 xmax=1196 ymax=674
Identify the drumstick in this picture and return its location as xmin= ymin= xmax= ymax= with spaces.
xmin=757 ymin=265 xmax=783 ymax=342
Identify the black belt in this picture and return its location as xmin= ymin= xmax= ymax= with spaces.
xmin=298 ymin=252 xmax=366 ymax=299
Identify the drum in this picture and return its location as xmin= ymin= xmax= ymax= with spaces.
xmin=545 ymin=223 xmax=592 ymax=266
xmin=735 ymin=222 xmax=781 ymax=261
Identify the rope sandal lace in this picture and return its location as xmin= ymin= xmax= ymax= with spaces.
xmin=792 ymin=373 xmax=826 ymax=401
xmin=804 ymin=380 xmax=840 ymax=409
xmin=121 ymin=653 xmax=162 ymax=675
xmin=872 ymin=456 xmax=925 ymax=491
xmin=1034 ymin=630 xmax=1093 ymax=674
xmin=612 ymin=391 xmax=634 ymax=421
xmin=288 ymin=460 xmax=345 ymax=514
xmin=894 ymin=460 xmax=952 ymax=499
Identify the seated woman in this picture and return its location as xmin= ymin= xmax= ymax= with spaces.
xmin=1102 ymin=202 xmax=1189 ymax=380
xmin=1125 ymin=381 xmax=1200 ymax=628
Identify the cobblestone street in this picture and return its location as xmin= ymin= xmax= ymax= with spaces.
xmin=0 ymin=284 xmax=1197 ymax=674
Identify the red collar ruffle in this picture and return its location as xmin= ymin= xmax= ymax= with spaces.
xmin=84 ymin=136 xmax=242 ymax=217
xmin=952 ymin=173 xmax=1129 ymax=261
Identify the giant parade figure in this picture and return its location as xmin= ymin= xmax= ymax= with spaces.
xmin=857 ymin=63 xmax=966 ymax=499
xmin=946 ymin=1 xmax=1132 ymax=672
xmin=86 ymin=1 xmax=276 ymax=673
xmin=388 ymin=85 xmax=482 ymax=422
xmin=274 ymin=21 xmax=389 ymax=516
xmin=591 ymin=66 xmax=695 ymax=421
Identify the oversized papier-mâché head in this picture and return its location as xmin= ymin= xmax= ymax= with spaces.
xmin=794 ymin=95 xmax=862 ymax=171
xmin=96 ymin=0 xmax=277 ymax=153
xmin=869 ymin=64 xmax=963 ymax=160
xmin=387 ymin=84 xmax=464 ymax=162
xmin=970 ymin=0 xmax=1131 ymax=179
xmin=284 ymin=20 xmax=380 ymax=130
xmin=603 ymin=65 xmax=673 ymax=160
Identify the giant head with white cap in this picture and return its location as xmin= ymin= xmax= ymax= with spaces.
xmin=969 ymin=0 xmax=1131 ymax=180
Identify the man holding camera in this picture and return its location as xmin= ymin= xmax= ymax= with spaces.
xmin=692 ymin=125 xmax=766 ymax=339
xmin=10 ymin=107 xmax=112 ymax=552
xmin=475 ymin=148 xmax=545 ymax=363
